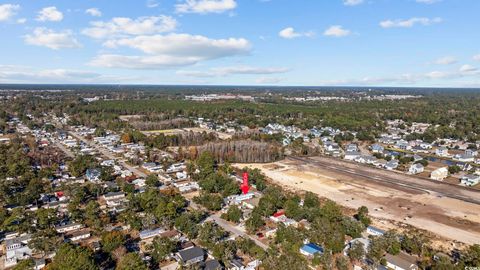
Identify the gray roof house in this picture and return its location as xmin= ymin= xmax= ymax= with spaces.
xmin=344 ymin=151 xmax=361 ymax=161
xmin=176 ymin=247 xmax=205 ymax=265
xmin=383 ymin=252 xmax=419 ymax=270
xmin=371 ymin=144 xmax=385 ymax=153
xmin=5 ymin=234 xmax=32 ymax=268
xmin=385 ymin=160 xmax=399 ymax=170
xmin=412 ymin=154 xmax=423 ymax=162
xmin=229 ymin=259 xmax=244 ymax=270
xmin=204 ymin=259 xmax=223 ymax=270
xmin=460 ymin=174 xmax=480 ymax=187
xmin=409 ymin=163 xmax=424 ymax=175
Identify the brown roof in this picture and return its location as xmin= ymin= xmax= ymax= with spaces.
xmin=160 ymin=229 xmax=179 ymax=238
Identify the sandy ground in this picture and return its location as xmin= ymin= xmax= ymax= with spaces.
xmin=235 ymin=158 xmax=480 ymax=248
xmin=143 ymin=127 xmax=232 ymax=140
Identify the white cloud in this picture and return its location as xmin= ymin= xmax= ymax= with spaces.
xmin=323 ymin=25 xmax=351 ymax=37
xmin=424 ymin=66 xmax=479 ymax=79
xmin=90 ymin=55 xmax=200 ymax=69
xmin=433 ymin=56 xmax=457 ymax=65
xmin=82 ymin=16 xmax=177 ymax=39
xmin=278 ymin=27 xmax=314 ymax=39
xmin=459 ymin=64 xmax=478 ymax=73
xmin=343 ymin=0 xmax=364 ymax=6
xmin=90 ymin=33 xmax=251 ymax=69
xmin=320 ymin=66 xmax=480 ymax=86
xmin=24 ymin=28 xmax=81 ymax=50
xmin=380 ymin=17 xmax=442 ymax=28
xmin=86 ymin=8 xmax=102 ymax=17
xmin=0 ymin=66 xmax=93 ymax=81
xmin=105 ymin=33 xmax=250 ymax=55
xmin=176 ymin=0 xmax=237 ymax=14
xmin=146 ymin=0 xmax=160 ymax=8
xmin=0 ymin=65 xmax=139 ymax=83
xmin=256 ymin=77 xmax=282 ymax=84
xmin=177 ymin=66 xmax=289 ymax=77
xmin=36 ymin=6 xmax=63 ymax=22
xmin=473 ymin=54 xmax=480 ymax=62
xmin=0 ymin=4 xmax=20 ymax=21
xmin=416 ymin=0 xmax=441 ymax=4
xmin=424 ymin=71 xmax=451 ymax=79
xmin=16 ymin=18 xmax=26 ymax=24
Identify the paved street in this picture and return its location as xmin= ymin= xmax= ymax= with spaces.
xmin=61 ymin=127 xmax=270 ymax=251
xmin=207 ymin=212 xmax=269 ymax=250
xmin=53 ymin=140 xmax=74 ymax=158
xmin=68 ymin=130 xmax=147 ymax=178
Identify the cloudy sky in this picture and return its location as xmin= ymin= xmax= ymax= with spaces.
xmin=0 ymin=0 xmax=479 ymax=86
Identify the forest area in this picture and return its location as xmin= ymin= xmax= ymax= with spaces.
xmin=188 ymin=140 xmax=284 ymax=163
xmin=4 ymin=91 xmax=480 ymax=142
xmin=69 ymin=94 xmax=480 ymax=141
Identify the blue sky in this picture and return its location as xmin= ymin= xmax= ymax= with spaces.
xmin=0 ymin=0 xmax=479 ymax=86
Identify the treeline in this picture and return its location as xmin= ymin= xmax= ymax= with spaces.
xmin=8 ymin=92 xmax=480 ymax=141
xmin=73 ymin=95 xmax=480 ymax=140
xmin=129 ymin=117 xmax=194 ymax=131
xmin=190 ymin=140 xmax=284 ymax=163
xmin=143 ymin=131 xmax=218 ymax=149
xmin=0 ymin=139 xmax=57 ymax=230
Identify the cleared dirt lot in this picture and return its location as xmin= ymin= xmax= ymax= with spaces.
xmin=142 ymin=127 xmax=232 ymax=140
xmin=235 ymin=157 xmax=480 ymax=247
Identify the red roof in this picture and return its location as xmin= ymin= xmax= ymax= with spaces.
xmin=124 ymin=175 xmax=137 ymax=182
xmin=273 ymin=210 xmax=285 ymax=218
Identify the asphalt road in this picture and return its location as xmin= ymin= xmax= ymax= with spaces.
xmin=289 ymin=156 xmax=480 ymax=205
xmin=207 ymin=213 xmax=269 ymax=251
xmin=53 ymin=140 xmax=75 ymax=158
xmin=68 ymin=130 xmax=148 ymax=178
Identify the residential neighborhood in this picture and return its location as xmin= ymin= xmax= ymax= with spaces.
xmin=1 ymin=88 xmax=480 ymax=270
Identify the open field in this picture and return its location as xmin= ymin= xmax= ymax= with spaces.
xmin=235 ymin=156 xmax=480 ymax=247
xmin=118 ymin=115 xmax=145 ymax=121
xmin=142 ymin=127 xmax=232 ymax=139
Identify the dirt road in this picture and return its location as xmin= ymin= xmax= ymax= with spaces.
xmin=235 ymin=156 xmax=480 ymax=247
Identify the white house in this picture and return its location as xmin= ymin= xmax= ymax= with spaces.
xmin=174 ymin=181 xmax=199 ymax=193
xmin=465 ymin=149 xmax=478 ymax=157
xmin=324 ymin=141 xmax=340 ymax=153
xmin=385 ymin=160 xmax=399 ymax=170
xmin=103 ymin=192 xmax=126 ymax=207
xmin=346 ymin=144 xmax=359 ymax=152
xmin=435 ymin=147 xmax=449 ymax=157
xmin=270 ymin=211 xmax=287 ymax=223
xmin=455 ymin=153 xmax=475 ymax=162
xmin=366 ymin=226 xmax=385 ymax=236
xmin=4 ymin=234 xmax=32 ymax=268
xmin=55 ymin=223 xmax=83 ymax=233
xmin=395 ymin=140 xmax=411 ymax=151
xmin=66 ymin=229 xmax=91 ymax=242
xmin=139 ymin=228 xmax=165 ymax=240
xmin=408 ymin=164 xmax=424 ymax=175
xmin=460 ymin=174 xmax=480 ymax=187
xmin=419 ymin=142 xmax=432 ymax=150
xmin=344 ymin=151 xmax=361 ymax=161
xmin=167 ymin=163 xmax=186 ymax=173
xmin=344 ymin=238 xmax=370 ymax=257
xmin=431 ymin=167 xmax=448 ymax=181
xmin=371 ymin=144 xmax=385 ymax=153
